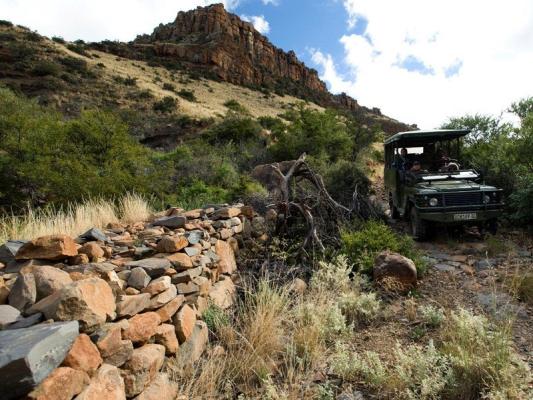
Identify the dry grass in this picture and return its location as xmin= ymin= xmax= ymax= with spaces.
xmin=0 ymin=193 xmax=153 ymax=242
xmin=50 ymin=42 xmax=323 ymax=120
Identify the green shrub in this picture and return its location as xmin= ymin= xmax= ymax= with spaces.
xmin=59 ymin=56 xmax=87 ymax=74
xmin=152 ymin=96 xmax=176 ymax=113
xmin=338 ymin=291 xmax=381 ymax=326
xmin=0 ymin=20 xmax=13 ymax=27
xmin=66 ymin=43 xmax=89 ymax=57
xmin=113 ymin=75 xmax=136 ymax=86
xmin=162 ymin=82 xmax=174 ymax=92
xmin=419 ymin=304 xmax=445 ymax=328
xmin=51 ymin=36 xmax=65 ymax=44
xmin=177 ymin=89 xmax=197 ymax=102
xmin=31 ymin=61 xmax=60 ymax=76
xmin=223 ymin=99 xmax=248 ymax=114
xmin=204 ymin=113 xmax=263 ymax=145
xmin=341 ymin=220 xmax=426 ymax=275
xmin=202 ymin=303 xmax=230 ymax=333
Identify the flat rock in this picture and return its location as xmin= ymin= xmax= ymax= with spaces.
xmin=0 ymin=321 xmax=79 ymax=399
xmin=152 ymin=216 xmax=186 ymax=229
xmin=63 ymin=263 xmax=116 ymax=279
xmin=128 ymin=267 xmax=151 ymax=290
xmin=122 ymin=344 xmax=165 ymax=397
xmin=212 ymin=207 xmax=241 ymax=220
xmin=5 ymin=312 xmax=43 ymax=330
xmin=434 ymin=263 xmax=455 ymax=272
xmin=116 ymin=293 xmax=151 ymax=318
xmin=0 ymin=240 xmax=28 ymax=264
xmin=33 ymin=265 xmax=73 ymax=300
xmin=0 ymin=304 xmax=22 ymax=329
xmin=126 ymin=258 xmax=171 ymax=278
xmin=29 ymin=278 xmax=116 ymax=332
xmin=148 ymin=285 xmax=177 ymax=310
xmin=185 ymin=231 xmax=204 ymax=245
xmin=77 ymin=228 xmax=109 ymax=244
xmin=16 ymin=235 xmax=78 ymax=261
xmin=75 ymin=363 xmax=126 ymax=400
xmin=142 ymin=276 xmax=171 ymax=296
xmin=165 ymin=253 xmax=192 ymax=270
xmin=155 ymin=295 xmax=184 ymax=322
xmin=156 ymin=236 xmax=188 ymax=253
xmin=28 ymin=366 xmax=89 ymax=400
xmin=123 ymin=312 xmax=161 ymax=343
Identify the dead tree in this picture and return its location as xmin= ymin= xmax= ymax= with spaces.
xmin=252 ymin=153 xmax=381 ymax=255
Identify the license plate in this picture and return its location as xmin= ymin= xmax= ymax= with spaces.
xmin=453 ymin=212 xmax=477 ymax=221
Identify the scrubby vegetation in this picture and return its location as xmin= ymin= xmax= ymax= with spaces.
xmin=441 ymin=97 xmax=533 ymax=227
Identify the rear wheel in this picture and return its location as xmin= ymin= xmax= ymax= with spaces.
xmin=389 ymin=194 xmax=400 ymax=219
xmin=410 ymin=206 xmax=428 ymax=241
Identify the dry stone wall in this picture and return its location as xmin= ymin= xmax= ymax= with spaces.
xmin=0 ymin=204 xmax=263 ymax=400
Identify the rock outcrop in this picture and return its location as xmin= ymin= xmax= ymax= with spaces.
xmin=128 ymin=3 xmax=413 ymax=134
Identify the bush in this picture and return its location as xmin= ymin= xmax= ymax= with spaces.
xmin=59 ymin=56 xmax=87 ymax=74
xmin=51 ymin=36 xmax=65 ymax=44
xmin=202 ymin=303 xmax=229 ymax=334
xmin=66 ymin=43 xmax=89 ymax=57
xmin=0 ymin=20 xmax=13 ymax=27
xmin=177 ymin=89 xmax=197 ymax=102
xmin=162 ymin=82 xmax=174 ymax=92
xmin=152 ymin=96 xmax=176 ymax=113
xmin=338 ymin=291 xmax=381 ymax=326
xmin=224 ymin=99 xmax=248 ymax=114
xmin=113 ymin=75 xmax=137 ymax=86
xmin=341 ymin=220 xmax=426 ymax=275
xmin=419 ymin=304 xmax=445 ymax=328
xmin=31 ymin=61 xmax=60 ymax=76
xmin=204 ymin=113 xmax=263 ymax=145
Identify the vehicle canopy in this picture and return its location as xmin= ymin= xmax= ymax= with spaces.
xmin=384 ymin=129 xmax=470 ymax=147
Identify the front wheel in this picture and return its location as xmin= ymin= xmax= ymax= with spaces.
xmin=410 ymin=206 xmax=428 ymax=241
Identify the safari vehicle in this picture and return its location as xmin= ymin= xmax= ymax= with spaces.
xmin=384 ymin=129 xmax=504 ymax=240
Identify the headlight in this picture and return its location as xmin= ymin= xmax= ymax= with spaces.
xmin=429 ymin=197 xmax=439 ymax=206
xmin=483 ymin=194 xmax=491 ymax=204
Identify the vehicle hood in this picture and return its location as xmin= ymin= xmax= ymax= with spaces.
xmin=414 ymin=180 xmax=497 ymax=193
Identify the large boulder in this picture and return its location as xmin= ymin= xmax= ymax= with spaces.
xmin=33 ymin=265 xmax=73 ymax=300
xmin=75 ymin=363 xmax=126 ymax=400
xmin=29 ymin=278 xmax=116 ymax=332
xmin=0 ymin=321 xmax=79 ymax=399
xmin=373 ymin=251 xmax=417 ymax=290
xmin=121 ymin=344 xmax=165 ymax=397
xmin=16 ymin=235 xmax=78 ymax=261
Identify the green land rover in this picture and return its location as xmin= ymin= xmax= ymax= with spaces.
xmin=384 ymin=129 xmax=504 ymax=240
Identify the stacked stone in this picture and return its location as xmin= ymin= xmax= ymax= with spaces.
xmin=0 ymin=204 xmax=258 ymax=400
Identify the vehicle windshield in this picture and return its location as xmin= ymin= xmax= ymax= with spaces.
xmin=389 ymin=138 xmax=472 ymax=179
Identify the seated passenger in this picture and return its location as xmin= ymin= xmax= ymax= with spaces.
xmin=410 ymin=161 xmax=423 ymax=174
xmin=393 ymin=148 xmax=411 ymax=171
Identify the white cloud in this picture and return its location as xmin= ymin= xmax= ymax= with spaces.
xmin=313 ymin=0 xmax=533 ymax=128
xmin=0 ymin=0 xmax=240 ymax=42
xmin=241 ymin=14 xmax=270 ymax=34
xmin=261 ymin=0 xmax=280 ymax=5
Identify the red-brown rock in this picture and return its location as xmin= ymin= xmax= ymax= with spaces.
xmin=16 ymin=235 xmax=78 ymax=261
xmin=75 ymin=363 xmax=126 ymax=400
xmin=122 ymin=312 xmax=161 ymax=343
xmin=154 ymin=324 xmax=179 ymax=355
xmin=63 ymin=333 xmax=103 ymax=375
xmin=121 ymin=344 xmax=165 ymax=397
xmin=215 ymin=240 xmax=236 ymax=275
xmin=173 ymin=304 xmax=196 ymax=343
xmin=28 ymin=367 xmax=89 ymax=400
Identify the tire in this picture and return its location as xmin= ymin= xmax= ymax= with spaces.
xmin=487 ymin=219 xmax=498 ymax=235
xmin=389 ymin=194 xmax=400 ymax=219
xmin=410 ymin=206 xmax=428 ymax=241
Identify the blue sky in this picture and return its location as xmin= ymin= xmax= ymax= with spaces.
xmin=1 ymin=0 xmax=532 ymax=128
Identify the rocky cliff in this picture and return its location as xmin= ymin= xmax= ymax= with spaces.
xmin=132 ymin=3 xmax=414 ymax=133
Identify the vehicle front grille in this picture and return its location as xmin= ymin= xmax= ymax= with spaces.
xmin=443 ymin=192 xmax=482 ymax=206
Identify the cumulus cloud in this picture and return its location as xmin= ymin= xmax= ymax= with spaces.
xmin=241 ymin=14 xmax=271 ymax=34
xmin=313 ymin=0 xmax=533 ymax=128
xmin=0 ymin=0 xmax=240 ymax=42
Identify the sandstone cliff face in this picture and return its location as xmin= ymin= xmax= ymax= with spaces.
xmin=135 ymin=3 xmax=326 ymax=93
xmin=132 ymin=3 xmax=413 ymax=133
